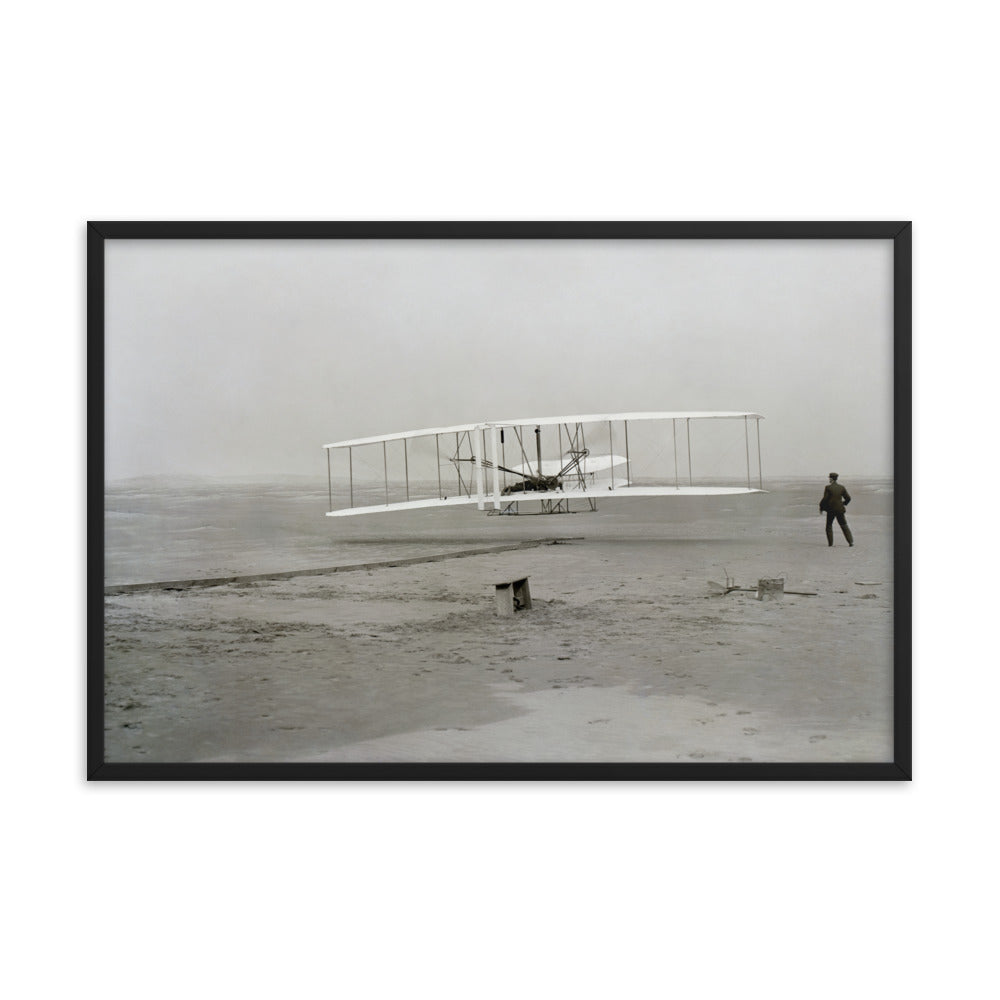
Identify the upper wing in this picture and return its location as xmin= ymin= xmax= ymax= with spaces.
xmin=323 ymin=421 xmax=478 ymax=450
xmin=486 ymin=411 xmax=763 ymax=427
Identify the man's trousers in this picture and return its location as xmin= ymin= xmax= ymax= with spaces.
xmin=825 ymin=510 xmax=854 ymax=546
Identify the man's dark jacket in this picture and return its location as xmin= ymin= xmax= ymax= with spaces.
xmin=820 ymin=482 xmax=851 ymax=514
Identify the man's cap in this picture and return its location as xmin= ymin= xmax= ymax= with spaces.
xmin=829 ymin=472 xmax=838 ymax=479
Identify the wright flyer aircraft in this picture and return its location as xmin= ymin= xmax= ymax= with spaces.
xmin=324 ymin=412 xmax=765 ymax=517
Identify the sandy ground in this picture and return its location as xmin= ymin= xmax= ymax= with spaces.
xmin=104 ymin=486 xmax=894 ymax=763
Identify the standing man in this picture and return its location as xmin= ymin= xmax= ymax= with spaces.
xmin=819 ymin=472 xmax=854 ymax=547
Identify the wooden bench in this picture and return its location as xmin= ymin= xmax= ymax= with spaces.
xmin=495 ymin=576 xmax=532 ymax=616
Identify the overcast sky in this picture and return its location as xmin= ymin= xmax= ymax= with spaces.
xmin=105 ymin=238 xmax=893 ymax=481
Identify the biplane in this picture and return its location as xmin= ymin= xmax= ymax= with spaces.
xmin=323 ymin=412 xmax=765 ymax=517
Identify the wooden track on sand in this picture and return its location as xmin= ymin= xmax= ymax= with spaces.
xmin=103 ymin=538 xmax=583 ymax=596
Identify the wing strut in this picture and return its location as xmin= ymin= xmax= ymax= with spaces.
xmin=757 ymin=418 xmax=763 ymax=490
xmin=489 ymin=425 xmax=500 ymax=508
xmin=383 ymin=441 xmax=389 ymax=505
xmin=687 ymin=418 xmax=692 ymax=486
xmin=745 ymin=415 xmax=751 ymax=490
xmin=608 ymin=421 xmax=615 ymax=489
xmin=625 ymin=419 xmax=631 ymax=488
xmin=475 ymin=428 xmax=485 ymax=509
xmin=673 ymin=419 xmax=679 ymax=489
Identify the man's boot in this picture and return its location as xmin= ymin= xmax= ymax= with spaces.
xmin=826 ymin=525 xmax=834 ymax=546
xmin=844 ymin=524 xmax=854 ymax=547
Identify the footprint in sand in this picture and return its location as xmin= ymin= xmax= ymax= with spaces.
xmin=742 ymin=727 xmax=759 ymax=736
xmin=809 ymin=734 xmax=827 ymax=743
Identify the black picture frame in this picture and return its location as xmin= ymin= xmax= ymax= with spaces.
xmin=89 ymin=221 xmax=911 ymax=781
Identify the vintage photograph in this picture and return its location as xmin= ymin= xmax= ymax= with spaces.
xmin=93 ymin=223 xmax=909 ymax=778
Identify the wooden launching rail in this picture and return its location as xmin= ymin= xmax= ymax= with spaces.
xmin=104 ymin=538 xmax=583 ymax=596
